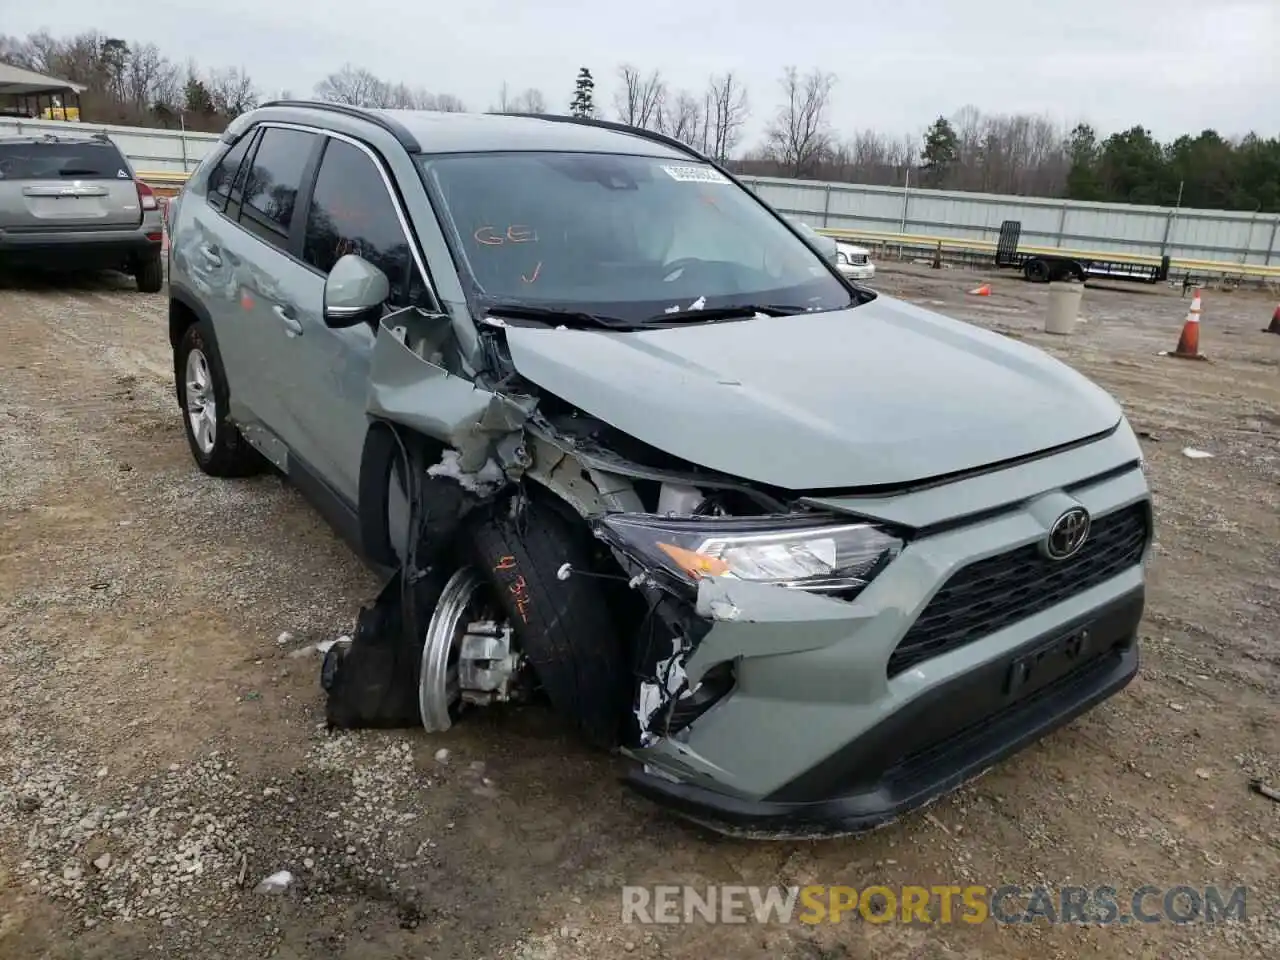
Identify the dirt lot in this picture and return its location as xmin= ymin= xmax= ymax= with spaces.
xmin=0 ymin=262 xmax=1277 ymax=960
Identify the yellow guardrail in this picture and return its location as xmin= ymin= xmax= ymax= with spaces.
xmin=137 ymin=169 xmax=190 ymax=184
xmin=135 ymin=170 xmax=1278 ymax=281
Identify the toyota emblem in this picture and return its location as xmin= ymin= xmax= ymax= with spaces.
xmin=1044 ymin=507 xmax=1091 ymax=560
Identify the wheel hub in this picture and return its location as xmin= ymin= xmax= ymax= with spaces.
xmin=419 ymin=568 xmax=522 ymax=732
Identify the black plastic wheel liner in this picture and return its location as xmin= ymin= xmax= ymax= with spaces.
xmin=326 ymin=426 xmax=454 ymax=730
xmin=324 ymin=568 xmax=435 ymax=729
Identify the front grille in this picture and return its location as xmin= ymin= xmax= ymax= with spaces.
xmin=887 ymin=502 xmax=1149 ymax=677
xmin=848 ymin=254 xmax=868 ymax=265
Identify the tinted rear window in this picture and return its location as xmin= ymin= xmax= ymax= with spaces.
xmin=0 ymin=142 xmax=129 ymax=181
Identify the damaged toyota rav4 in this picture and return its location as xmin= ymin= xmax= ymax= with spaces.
xmin=166 ymin=102 xmax=1153 ymax=838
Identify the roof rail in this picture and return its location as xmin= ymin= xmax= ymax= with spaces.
xmin=495 ymin=113 xmax=716 ymax=166
xmin=258 ymin=99 xmax=420 ymax=152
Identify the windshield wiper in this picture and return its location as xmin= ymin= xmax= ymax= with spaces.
xmin=649 ymin=303 xmax=811 ymax=324
xmin=58 ymin=168 xmax=105 ymax=177
xmin=482 ymin=303 xmax=639 ymax=331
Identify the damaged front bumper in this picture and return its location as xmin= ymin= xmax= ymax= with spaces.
xmin=626 ymin=587 xmax=1141 ymax=838
xmin=610 ymin=465 xmax=1151 ymax=839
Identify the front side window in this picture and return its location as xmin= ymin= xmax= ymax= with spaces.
xmin=303 ymin=138 xmax=418 ymax=304
xmin=418 ymin=152 xmax=852 ymax=325
xmin=238 ymin=127 xmax=316 ymax=244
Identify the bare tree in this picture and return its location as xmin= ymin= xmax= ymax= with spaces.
xmin=491 ymin=83 xmax=544 ymax=114
xmin=509 ymin=88 xmax=546 ymax=114
xmin=8 ymin=30 xmax=120 ymax=97
xmin=704 ymin=71 xmax=748 ymax=163
xmin=314 ymin=64 xmax=389 ymax=107
xmin=657 ymin=90 xmax=703 ymax=147
xmin=426 ymin=92 xmax=467 ymax=112
xmin=764 ymin=66 xmax=836 ymax=178
xmin=206 ymin=67 xmax=258 ymax=117
xmin=0 ymin=34 xmax=29 ymax=68
xmin=314 ymin=66 xmax=464 ymax=112
xmin=493 ymin=81 xmax=513 ymax=112
xmin=152 ymin=63 xmax=182 ymax=112
xmin=613 ymin=64 xmax=665 ymax=129
xmin=887 ymin=133 xmax=917 ymax=179
xmin=385 ymin=82 xmax=426 ymax=109
xmin=1 ymin=29 xmax=1095 ymax=199
xmin=124 ymin=42 xmax=179 ymax=111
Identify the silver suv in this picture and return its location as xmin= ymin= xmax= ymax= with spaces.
xmin=0 ymin=132 xmax=165 ymax=291
xmin=167 ymin=101 xmax=1153 ymax=838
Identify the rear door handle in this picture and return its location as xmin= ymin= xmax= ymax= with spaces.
xmin=198 ymin=244 xmax=221 ymax=267
xmin=273 ymin=304 xmax=303 ymax=337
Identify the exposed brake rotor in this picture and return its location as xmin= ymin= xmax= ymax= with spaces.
xmin=418 ymin=567 xmax=523 ymax=732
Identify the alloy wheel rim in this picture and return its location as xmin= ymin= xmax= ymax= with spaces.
xmin=185 ymin=348 xmax=217 ymax=455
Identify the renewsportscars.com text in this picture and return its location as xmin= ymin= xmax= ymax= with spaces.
xmin=621 ymin=884 xmax=1248 ymax=926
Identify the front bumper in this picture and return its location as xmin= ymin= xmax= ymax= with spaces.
xmin=628 ymin=588 xmax=1141 ymax=838
xmin=621 ymin=426 xmax=1151 ymax=838
xmin=839 ymin=262 xmax=876 ymax=281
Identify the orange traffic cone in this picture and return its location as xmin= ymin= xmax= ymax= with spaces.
xmin=1264 ymin=304 xmax=1280 ymax=335
xmin=1165 ymin=288 xmax=1208 ymax=360
xmin=968 ymin=283 xmax=991 ymax=296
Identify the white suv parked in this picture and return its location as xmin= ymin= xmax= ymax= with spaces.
xmin=835 ymin=240 xmax=876 ymax=281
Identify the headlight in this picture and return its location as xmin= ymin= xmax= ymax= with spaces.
xmin=595 ymin=514 xmax=902 ymax=595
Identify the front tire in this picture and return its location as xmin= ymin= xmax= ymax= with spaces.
xmin=468 ymin=497 xmax=627 ymax=749
xmin=176 ymin=322 xmax=262 ymax=477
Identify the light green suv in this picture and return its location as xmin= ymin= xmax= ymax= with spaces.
xmin=166 ymin=101 xmax=1153 ymax=837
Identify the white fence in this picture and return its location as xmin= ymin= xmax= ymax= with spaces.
xmin=738 ymin=176 xmax=1279 ymax=267
xmin=0 ymin=116 xmax=219 ymax=173
xmin=5 ymin=115 xmax=1277 ymax=268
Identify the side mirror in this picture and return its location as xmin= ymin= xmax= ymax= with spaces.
xmin=324 ymin=254 xmax=390 ymax=329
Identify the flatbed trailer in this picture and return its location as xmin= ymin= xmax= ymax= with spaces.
xmin=995 ymin=219 xmax=1170 ymax=284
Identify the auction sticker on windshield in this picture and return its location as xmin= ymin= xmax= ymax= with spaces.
xmin=661 ymin=165 xmax=730 ymax=185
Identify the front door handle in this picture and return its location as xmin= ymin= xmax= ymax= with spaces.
xmin=272 ymin=304 xmax=303 ymax=337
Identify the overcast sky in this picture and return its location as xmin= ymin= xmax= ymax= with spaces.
xmin=8 ymin=0 xmax=1278 ymax=147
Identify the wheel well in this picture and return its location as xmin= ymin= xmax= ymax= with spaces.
xmin=357 ymin=421 xmax=455 ymax=570
xmin=168 ymin=298 xmax=201 ymax=406
xmin=169 ymin=297 xmax=200 ymax=349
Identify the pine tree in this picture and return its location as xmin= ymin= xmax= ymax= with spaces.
xmin=920 ymin=116 xmax=959 ymax=188
xmin=569 ymin=68 xmax=595 ymax=118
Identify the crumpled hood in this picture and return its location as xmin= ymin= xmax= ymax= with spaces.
xmin=502 ymin=295 xmax=1123 ymax=490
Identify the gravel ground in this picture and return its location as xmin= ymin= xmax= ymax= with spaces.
xmin=0 ymin=264 xmax=1277 ymax=959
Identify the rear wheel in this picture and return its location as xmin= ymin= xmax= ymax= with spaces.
xmin=135 ymin=252 xmax=164 ymax=293
xmin=1023 ymin=259 xmax=1050 ymax=283
xmin=176 ymin=322 xmax=262 ymax=477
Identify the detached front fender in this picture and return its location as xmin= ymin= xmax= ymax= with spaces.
xmin=365 ymin=313 xmax=535 ymax=473
xmin=357 ymin=313 xmax=538 ymax=569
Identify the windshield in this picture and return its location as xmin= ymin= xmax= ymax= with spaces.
xmin=0 ymin=141 xmax=127 ymax=180
xmin=418 ymin=152 xmax=853 ymax=324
